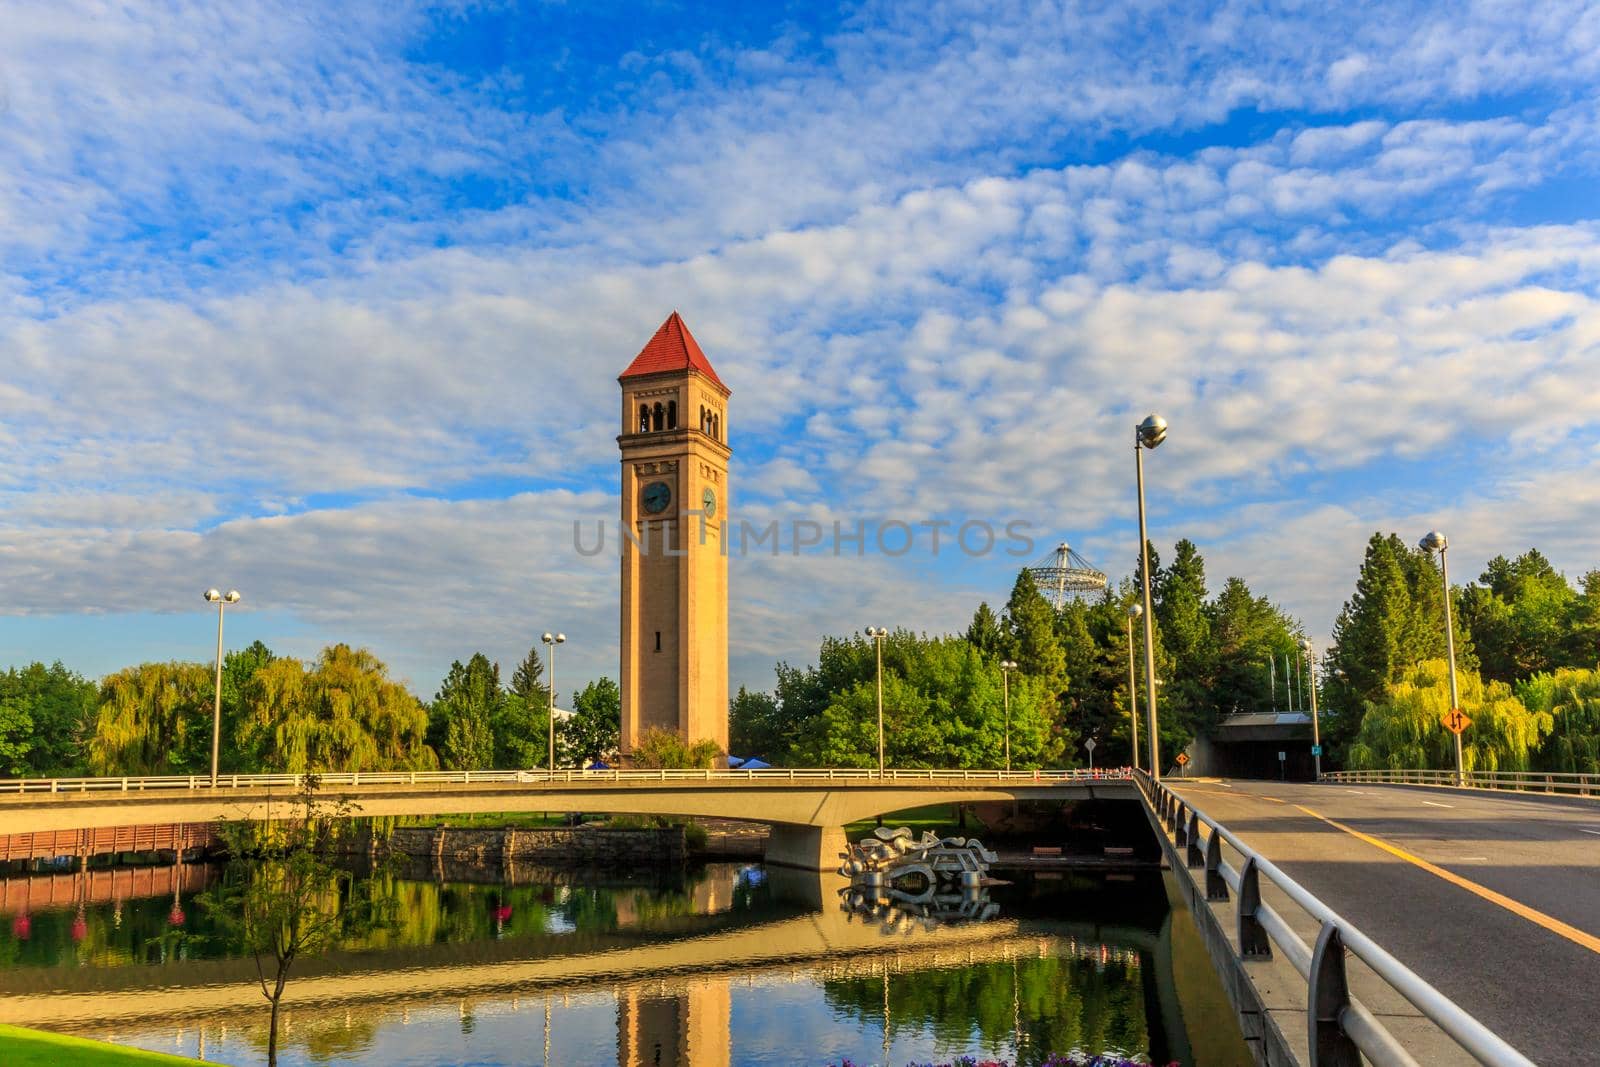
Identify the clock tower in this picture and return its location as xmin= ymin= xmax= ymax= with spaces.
xmin=617 ymin=312 xmax=730 ymax=757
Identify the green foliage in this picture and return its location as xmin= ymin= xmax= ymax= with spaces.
xmin=1460 ymin=549 xmax=1582 ymax=683
xmin=963 ymin=601 xmax=1004 ymax=657
xmin=1004 ymin=570 xmax=1068 ymax=695
xmin=1518 ymin=666 xmax=1600 ymax=774
xmin=236 ymin=644 xmax=437 ymax=773
xmin=429 ymin=653 xmax=502 ymax=770
xmin=88 ymin=661 xmax=213 ymax=775
xmin=1347 ymin=659 xmax=1552 ymax=773
xmin=200 ymin=779 xmax=395 ymax=1066
xmin=823 ymin=953 xmax=1149 ymax=1062
xmin=790 ymin=631 xmax=1060 ymax=769
xmin=0 ymin=662 xmax=97 ymax=776
xmin=1325 ymin=533 xmax=1479 ymax=759
xmin=1207 ymin=576 xmax=1303 ymax=721
xmin=629 ymin=726 xmax=722 ymax=768
xmin=729 ymin=685 xmax=784 ymax=761
xmin=561 ymin=677 xmax=620 ymax=765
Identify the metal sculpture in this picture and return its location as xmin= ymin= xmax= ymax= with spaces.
xmin=838 ymin=826 xmax=998 ymax=890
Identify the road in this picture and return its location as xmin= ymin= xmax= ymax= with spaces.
xmin=1168 ymin=778 xmax=1600 ymax=1066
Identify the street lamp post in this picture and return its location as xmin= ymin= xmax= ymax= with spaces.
xmin=1124 ymin=604 xmax=1142 ymax=772
xmin=541 ymin=632 xmax=565 ymax=772
xmin=202 ymin=589 xmax=240 ymax=787
xmin=866 ymin=627 xmax=889 ymax=777
xmin=1299 ymin=637 xmax=1323 ymax=779
xmin=999 ymin=660 xmax=1018 ymax=772
xmin=1420 ymin=531 xmax=1465 ymax=786
xmin=1135 ymin=413 xmax=1167 ymax=778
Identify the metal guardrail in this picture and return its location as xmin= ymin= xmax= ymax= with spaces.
xmin=0 ymin=767 xmax=1133 ymax=796
xmin=1323 ymin=767 xmax=1597 ymax=796
xmin=1140 ymin=772 xmax=1535 ymax=1067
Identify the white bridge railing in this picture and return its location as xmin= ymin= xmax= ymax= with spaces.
xmin=1323 ymin=768 xmax=1597 ymax=796
xmin=0 ymin=767 xmax=1133 ymax=796
xmin=1143 ymin=772 xmax=1534 ymax=1067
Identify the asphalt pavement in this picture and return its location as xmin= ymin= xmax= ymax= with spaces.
xmin=1166 ymin=778 xmax=1600 ymax=1066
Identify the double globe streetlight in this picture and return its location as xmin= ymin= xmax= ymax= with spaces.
xmin=202 ymin=588 xmax=241 ymax=786
xmin=541 ymin=632 xmax=566 ymax=772
xmin=1419 ymin=530 xmax=1465 ymax=787
xmin=1134 ymin=413 xmax=1167 ymax=778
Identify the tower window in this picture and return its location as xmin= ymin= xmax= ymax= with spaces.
xmin=667 ymin=400 xmax=677 ymax=429
xmin=652 ymin=402 xmax=664 ymax=432
xmin=654 ymin=631 xmax=662 ymax=652
xmin=711 ymin=413 xmax=720 ymax=440
xmin=638 ymin=404 xmax=650 ymax=433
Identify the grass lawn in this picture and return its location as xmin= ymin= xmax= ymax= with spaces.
xmin=0 ymin=1025 xmax=203 ymax=1066
xmin=843 ymin=803 xmax=981 ymax=841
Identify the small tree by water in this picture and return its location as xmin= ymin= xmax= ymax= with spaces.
xmin=201 ymin=777 xmax=393 ymax=1066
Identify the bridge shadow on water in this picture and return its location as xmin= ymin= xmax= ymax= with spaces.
xmin=0 ymin=857 xmax=1251 ymax=1066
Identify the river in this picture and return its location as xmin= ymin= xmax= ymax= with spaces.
xmin=0 ymin=858 xmax=1251 ymax=1066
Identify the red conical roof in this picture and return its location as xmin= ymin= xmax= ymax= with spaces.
xmin=619 ymin=312 xmax=728 ymax=392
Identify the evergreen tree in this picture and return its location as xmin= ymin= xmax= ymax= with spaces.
xmin=1325 ymin=533 xmax=1418 ymax=753
xmin=1003 ymin=570 xmax=1068 ymax=694
xmin=964 ymin=602 xmax=1004 ymax=656
xmin=429 ymin=653 xmax=502 ymax=770
xmin=509 ymin=646 xmax=550 ymax=709
xmin=1208 ymin=577 xmax=1301 ymax=718
xmin=1156 ymin=539 xmax=1213 ymax=733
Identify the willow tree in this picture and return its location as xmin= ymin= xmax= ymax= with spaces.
xmin=88 ymin=662 xmax=213 ymax=775
xmin=1347 ymin=659 xmax=1552 ymax=773
xmin=1518 ymin=667 xmax=1600 ymax=774
xmin=237 ymin=645 xmax=437 ymax=773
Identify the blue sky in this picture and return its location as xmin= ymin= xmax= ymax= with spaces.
xmin=3 ymin=0 xmax=1599 ymax=700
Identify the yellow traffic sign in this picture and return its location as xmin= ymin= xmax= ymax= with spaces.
xmin=1441 ymin=708 xmax=1471 ymax=735
xmin=1175 ymin=752 xmax=1190 ymax=766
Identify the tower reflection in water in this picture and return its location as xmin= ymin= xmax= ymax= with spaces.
xmin=0 ymin=858 xmax=1243 ymax=1065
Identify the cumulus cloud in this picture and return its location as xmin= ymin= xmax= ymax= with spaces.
xmin=4 ymin=0 xmax=1600 ymax=692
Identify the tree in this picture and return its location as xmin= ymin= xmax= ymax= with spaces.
xmin=508 ymin=646 xmax=550 ymax=709
xmin=0 ymin=662 xmax=97 ymax=775
xmin=200 ymin=779 xmax=394 ymax=1066
xmin=429 ymin=654 xmax=502 ymax=770
xmin=1460 ymin=550 xmax=1577 ymax=683
xmin=1003 ymin=570 xmax=1068 ymax=702
xmin=964 ymin=602 xmax=1004 ymax=657
xmin=1347 ymin=660 xmax=1552 ymax=773
xmin=1518 ymin=667 xmax=1600 ymax=775
xmin=729 ymin=685 xmax=784 ymax=762
xmin=88 ymin=662 xmax=213 ymax=775
xmin=630 ymin=727 xmax=721 ymax=769
xmin=1208 ymin=577 xmax=1301 ymax=719
xmin=562 ymin=677 xmax=620 ymax=765
xmin=1156 ymin=539 xmax=1214 ymax=736
xmin=237 ymin=645 xmax=437 ymax=773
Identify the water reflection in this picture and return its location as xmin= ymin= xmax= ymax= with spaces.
xmin=0 ymin=860 xmax=1250 ymax=1066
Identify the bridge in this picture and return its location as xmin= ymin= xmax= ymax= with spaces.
xmin=7 ymin=766 xmax=1594 ymax=1066
xmin=0 ymin=768 xmax=1134 ymax=871
xmin=1147 ymin=771 xmax=1599 ymax=1067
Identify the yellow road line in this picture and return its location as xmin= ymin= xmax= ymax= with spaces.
xmin=1294 ymin=804 xmax=1600 ymax=956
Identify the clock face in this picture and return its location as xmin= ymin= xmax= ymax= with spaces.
xmin=701 ymin=487 xmax=717 ymax=518
xmin=641 ymin=481 xmax=672 ymax=515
